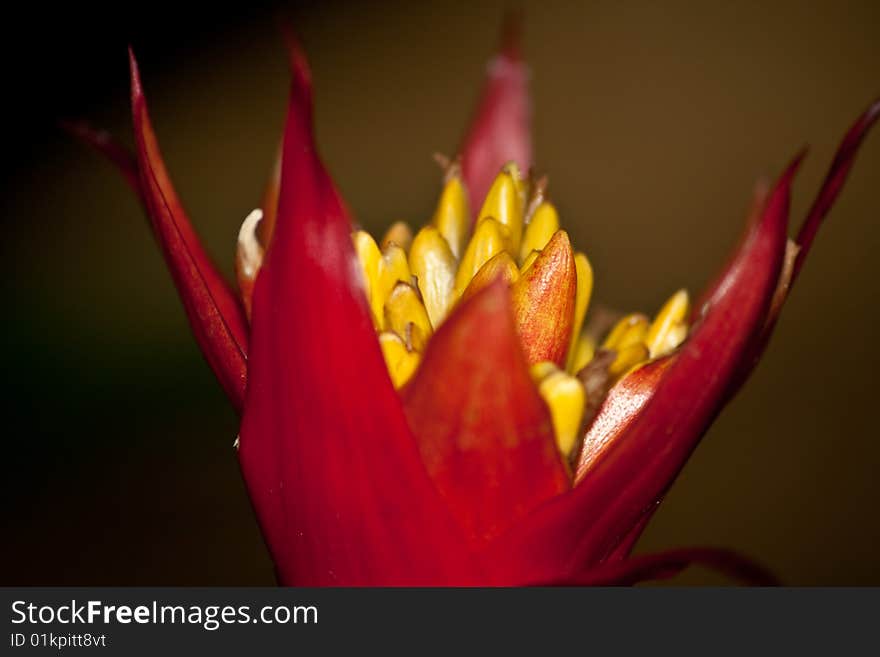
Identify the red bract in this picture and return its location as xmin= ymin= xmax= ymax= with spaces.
xmin=73 ymin=24 xmax=878 ymax=586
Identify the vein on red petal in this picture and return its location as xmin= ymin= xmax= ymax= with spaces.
xmin=128 ymin=50 xmax=249 ymax=410
xmin=238 ymin=47 xmax=480 ymax=585
xmin=492 ymin=156 xmax=801 ymax=583
xmin=401 ymin=281 xmax=569 ymax=547
xmin=540 ymin=547 xmax=779 ymax=586
xmin=459 ymin=16 xmax=532 ymax=221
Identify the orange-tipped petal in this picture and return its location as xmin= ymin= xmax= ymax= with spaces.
xmin=492 ymin=155 xmax=801 ymax=583
xmin=402 ymin=281 xmax=569 ymax=545
xmin=128 ymin=50 xmax=249 ymax=410
xmin=459 ymin=14 xmax=531 ymax=220
xmin=510 ymin=230 xmax=576 ymax=366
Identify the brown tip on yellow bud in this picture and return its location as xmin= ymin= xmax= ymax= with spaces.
xmin=454 ymin=217 xmax=512 ymax=297
xmin=384 ymin=282 xmax=433 ymax=352
xmin=379 ymin=331 xmax=421 ymax=388
xmin=376 ymin=243 xmax=413 ymax=314
xmin=511 ymin=230 xmax=577 ymax=367
xmin=523 ymin=174 xmax=549 ymax=221
xmin=409 ymin=226 xmax=456 ymax=328
xmin=459 ymin=251 xmax=519 ymax=304
xmin=381 ymin=221 xmax=413 ymax=252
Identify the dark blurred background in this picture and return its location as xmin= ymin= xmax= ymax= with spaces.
xmin=2 ymin=0 xmax=878 ymax=585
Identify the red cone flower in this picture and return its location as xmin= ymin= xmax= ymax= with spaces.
xmin=73 ymin=23 xmax=878 ymax=586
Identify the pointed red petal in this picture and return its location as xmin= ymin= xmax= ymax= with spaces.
xmin=729 ymin=99 xmax=880 ymax=393
xmin=793 ymin=98 xmax=880 ymax=284
xmin=237 ymin=47 xmax=480 ymax=585
xmin=128 ymin=51 xmax=249 ymax=410
xmin=459 ymin=15 xmax=531 ymax=218
xmin=574 ymin=357 xmax=673 ymax=484
xmin=251 ymin=25 xmax=315 ymax=248
xmin=541 ymin=547 xmax=779 ymax=586
xmin=402 ymin=281 xmax=569 ymax=546
xmin=255 ymin=146 xmax=281 ymax=249
xmin=492 ymin=156 xmax=801 ymax=582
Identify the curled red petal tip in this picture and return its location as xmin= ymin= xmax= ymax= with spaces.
xmin=542 ymin=547 xmax=780 ymax=587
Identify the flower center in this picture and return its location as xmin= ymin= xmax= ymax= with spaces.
xmin=352 ymin=160 xmax=689 ymax=460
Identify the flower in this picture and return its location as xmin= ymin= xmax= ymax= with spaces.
xmin=71 ymin=22 xmax=878 ymax=586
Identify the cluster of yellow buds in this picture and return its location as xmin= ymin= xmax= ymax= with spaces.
xmin=354 ymin=161 xmax=689 ymax=459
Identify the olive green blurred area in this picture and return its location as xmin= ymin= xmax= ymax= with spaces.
xmin=3 ymin=0 xmax=878 ymax=585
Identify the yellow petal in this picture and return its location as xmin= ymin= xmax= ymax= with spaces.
xmin=381 ymin=221 xmax=413 ymax=252
xmin=459 ymin=251 xmax=519 ymax=303
xmin=377 ymin=244 xmax=413 ymax=312
xmin=602 ymin=313 xmax=649 ymax=351
xmin=530 ymin=361 xmax=587 ymax=457
xmin=568 ymin=332 xmax=596 ymax=375
xmin=565 ymin=252 xmax=594 ymax=371
xmin=379 ymin=331 xmax=421 ymax=388
xmin=519 ymin=201 xmax=560 ymax=263
xmin=454 ymin=218 xmax=511 ymax=297
xmin=663 ymin=323 xmax=689 ymax=353
xmin=409 ymin=226 xmax=456 ymax=328
xmin=477 ymin=165 xmax=524 ymax=254
xmin=608 ymin=342 xmax=650 ymax=380
xmin=646 ymin=289 xmax=690 ymax=357
xmin=618 ymin=318 xmax=649 ymax=350
xmin=352 ymin=230 xmax=382 ymax=326
xmin=384 ymin=282 xmax=433 ymax=352
xmin=529 ymin=360 xmax=558 ymax=382
xmin=432 ymin=174 xmax=470 ymax=259
xmin=520 ymin=249 xmax=541 ymax=274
